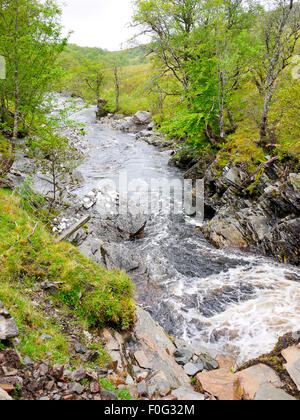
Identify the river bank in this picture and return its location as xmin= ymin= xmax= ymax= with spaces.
xmin=1 ymin=99 xmax=300 ymax=400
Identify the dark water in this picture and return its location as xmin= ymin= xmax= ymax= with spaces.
xmin=72 ymin=104 xmax=300 ymax=363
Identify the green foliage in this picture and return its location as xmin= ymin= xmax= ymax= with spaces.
xmin=99 ymin=379 xmax=134 ymax=400
xmin=0 ymin=189 xmax=136 ymax=331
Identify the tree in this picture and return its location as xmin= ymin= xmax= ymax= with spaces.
xmin=79 ymin=59 xmax=107 ymax=117
xmin=133 ymin=0 xmax=201 ymax=92
xmin=113 ymin=62 xmax=121 ymax=112
xmin=0 ymin=0 xmax=66 ymax=175
xmin=252 ymin=0 xmax=300 ymax=144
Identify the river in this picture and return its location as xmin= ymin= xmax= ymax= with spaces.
xmin=70 ymin=102 xmax=300 ymax=365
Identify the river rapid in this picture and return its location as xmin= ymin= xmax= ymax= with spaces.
xmin=70 ymin=101 xmax=300 ymax=365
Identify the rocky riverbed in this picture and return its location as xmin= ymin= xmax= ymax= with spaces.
xmin=1 ymin=98 xmax=300 ymax=400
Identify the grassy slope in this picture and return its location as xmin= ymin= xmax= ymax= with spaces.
xmin=0 ymin=189 xmax=135 ymax=366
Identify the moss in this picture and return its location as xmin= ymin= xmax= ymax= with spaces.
xmin=0 ymin=189 xmax=135 ymax=331
xmin=0 ymin=188 xmax=135 ymax=366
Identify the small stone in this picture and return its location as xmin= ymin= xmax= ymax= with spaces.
xmin=83 ymin=350 xmax=98 ymax=363
xmin=71 ymin=368 xmax=86 ymax=382
xmin=101 ymin=389 xmax=118 ymax=400
xmin=40 ymin=333 xmax=53 ymax=341
xmin=74 ymin=343 xmax=87 ymax=354
xmin=39 ymin=397 xmax=50 ymax=401
xmin=23 ymin=356 xmax=34 ymax=366
xmin=184 ymin=362 xmax=204 ymax=376
xmin=70 ymin=382 xmax=84 ymax=395
xmin=52 ymin=364 xmax=64 ymax=380
xmin=197 ymin=353 xmax=219 ymax=371
xmin=174 ymin=348 xmax=193 ymax=365
xmin=53 ymin=394 xmax=61 ymax=401
xmin=90 ymin=381 xmax=100 ymax=394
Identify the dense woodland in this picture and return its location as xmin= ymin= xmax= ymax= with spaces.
xmin=0 ymin=0 xmax=299 ymax=183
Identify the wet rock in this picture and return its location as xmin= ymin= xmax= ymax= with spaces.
xmin=254 ymin=384 xmax=296 ymax=401
xmin=235 ymin=364 xmax=283 ymax=400
xmin=116 ymin=210 xmax=147 ymax=239
xmin=282 ymin=345 xmax=300 ymax=391
xmin=0 ymin=305 xmax=19 ymax=340
xmin=174 ymin=349 xmax=194 ymax=366
xmin=201 ymin=218 xmax=248 ymax=250
xmin=171 ymin=386 xmax=205 ymax=401
xmin=131 ymin=307 xmax=190 ymax=388
xmin=101 ymin=243 xmax=140 ymax=272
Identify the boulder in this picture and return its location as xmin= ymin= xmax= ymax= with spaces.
xmin=116 ymin=209 xmax=147 ymax=239
xmin=0 ymin=304 xmax=19 ymax=340
xmin=100 ymin=243 xmax=140 ymax=272
xmin=235 ymin=364 xmax=283 ymax=400
xmin=174 ymin=348 xmax=194 ymax=365
xmin=133 ymin=111 xmax=151 ymax=125
xmin=196 ymin=368 xmax=240 ymax=400
xmin=282 ymin=345 xmax=300 ymax=391
xmin=131 ymin=307 xmax=190 ymax=388
xmin=254 ymin=384 xmax=296 ymax=401
xmin=184 ymin=362 xmax=204 ymax=376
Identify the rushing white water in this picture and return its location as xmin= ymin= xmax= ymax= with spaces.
xmin=70 ymin=103 xmax=300 ymax=364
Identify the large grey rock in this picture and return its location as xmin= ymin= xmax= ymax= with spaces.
xmin=133 ymin=111 xmax=151 ymax=125
xmin=101 ymin=243 xmax=140 ymax=272
xmin=131 ymin=307 xmax=190 ymax=388
xmin=116 ymin=209 xmax=147 ymax=239
xmin=0 ymin=304 xmax=19 ymax=340
xmin=174 ymin=348 xmax=194 ymax=366
xmin=254 ymin=384 xmax=296 ymax=401
xmin=184 ymin=362 xmax=204 ymax=376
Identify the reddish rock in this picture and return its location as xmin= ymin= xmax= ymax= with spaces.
xmin=282 ymin=346 xmax=300 ymax=392
xmin=52 ymin=364 xmax=64 ymax=380
xmin=216 ymin=355 xmax=236 ymax=370
xmin=196 ymin=368 xmax=240 ymax=400
xmin=107 ymin=373 xmax=126 ymax=386
xmin=0 ymin=383 xmax=14 ymax=393
xmin=235 ymin=364 xmax=283 ymax=400
xmin=90 ymin=381 xmax=100 ymax=394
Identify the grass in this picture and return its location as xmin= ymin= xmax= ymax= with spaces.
xmin=0 ymin=188 xmax=136 ymax=366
